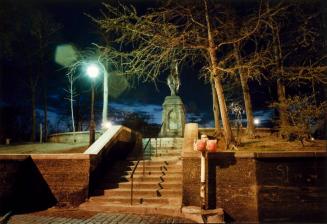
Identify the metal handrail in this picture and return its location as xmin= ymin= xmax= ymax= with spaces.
xmin=130 ymin=138 xmax=151 ymax=205
xmin=130 ymin=122 xmax=164 ymax=205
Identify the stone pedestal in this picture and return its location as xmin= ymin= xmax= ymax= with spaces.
xmin=160 ymin=96 xmax=186 ymax=137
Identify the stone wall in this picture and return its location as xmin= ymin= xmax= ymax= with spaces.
xmin=255 ymin=154 xmax=327 ymax=223
xmin=0 ymin=126 xmax=141 ymax=214
xmin=31 ymin=154 xmax=91 ymax=208
xmin=48 ymin=131 xmax=101 ymax=144
xmin=183 ymin=152 xmax=327 ymax=223
xmin=182 ymin=123 xmax=327 ymax=223
xmin=0 ymin=154 xmax=90 ymax=214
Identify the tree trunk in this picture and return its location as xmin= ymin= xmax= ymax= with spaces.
xmin=70 ymin=74 xmax=75 ymax=133
xmin=233 ymin=43 xmax=255 ymax=136
xmin=212 ymin=75 xmax=234 ymax=147
xmin=240 ymin=73 xmax=255 ymax=136
xmin=210 ymin=77 xmax=221 ymax=136
xmin=102 ymin=64 xmax=109 ymax=127
xmin=204 ymin=0 xmax=234 ymax=148
xmin=31 ymin=87 xmax=36 ymax=142
xmin=76 ymin=94 xmax=82 ymax=131
xmin=267 ymin=1 xmax=290 ymax=129
xmin=277 ymin=79 xmax=288 ymax=127
xmin=43 ymin=79 xmax=48 ymax=142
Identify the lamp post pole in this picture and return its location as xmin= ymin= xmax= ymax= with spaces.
xmin=86 ymin=63 xmax=100 ymax=145
xmin=102 ymin=62 xmax=109 ymax=128
xmin=89 ymin=80 xmax=96 ymax=145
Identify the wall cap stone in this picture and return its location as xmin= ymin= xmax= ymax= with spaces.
xmin=0 ymin=154 xmax=29 ymax=160
xmin=205 ymin=151 xmax=327 ymax=159
xmin=31 ymin=154 xmax=90 ymax=160
xmin=84 ymin=125 xmax=129 ymax=155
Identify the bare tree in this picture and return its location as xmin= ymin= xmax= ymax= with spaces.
xmin=64 ymin=62 xmax=80 ymax=134
xmin=30 ymin=11 xmax=61 ymax=141
xmin=262 ymin=1 xmax=326 ymax=134
xmin=92 ymin=0 xmax=265 ymax=148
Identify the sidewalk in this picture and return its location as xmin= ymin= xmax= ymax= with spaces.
xmin=2 ymin=208 xmax=195 ymax=224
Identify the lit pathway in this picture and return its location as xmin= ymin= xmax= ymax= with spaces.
xmin=3 ymin=209 xmax=194 ymax=224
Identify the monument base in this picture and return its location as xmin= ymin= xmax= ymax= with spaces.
xmin=159 ymin=95 xmax=186 ymax=137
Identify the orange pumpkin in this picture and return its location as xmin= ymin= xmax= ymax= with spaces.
xmin=206 ymin=140 xmax=217 ymax=152
xmin=195 ymin=139 xmax=207 ymax=152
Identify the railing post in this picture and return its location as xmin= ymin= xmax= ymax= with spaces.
xmin=155 ymin=137 xmax=158 ymax=157
xmin=149 ymin=138 xmax=152 ymax=157
xmin=143 ymin=144 xmax=145 ymax=176
xmin=131 ymin=176 xmax=133 ymax=205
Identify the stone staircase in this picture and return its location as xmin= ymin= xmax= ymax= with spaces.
xmin=80 ymin=138 xmax=184 ymax=216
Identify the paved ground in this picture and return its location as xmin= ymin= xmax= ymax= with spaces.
xmin=1 ymin=209 xmax=195 ymax=224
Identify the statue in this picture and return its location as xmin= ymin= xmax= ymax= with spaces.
xmin=160 ymin=60 xmax=185 ymax=137
xmin=167 ymin=60 xmax=180 ymax=96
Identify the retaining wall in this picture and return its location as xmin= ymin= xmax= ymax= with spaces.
xmin=182 ymin=123 xmax=327 ymax=223
xmin=48 ymin=131 xmax=102 ymax=144
xmin=0 ymin=126 xmax=141 ymax=214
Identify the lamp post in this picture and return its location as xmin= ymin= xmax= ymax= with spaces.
xmin=86 ymin=64 xmax=100 ymax=145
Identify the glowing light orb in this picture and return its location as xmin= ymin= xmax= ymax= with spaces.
xmin=86 ymin=64 xmax=100 ymax=79
xmin=254 ymin=118 xmax=260 ymax=125
xmin=102 ymin=121 xmax=112 ymax=129
xmin=54 ymin=44 xmax=78 ymax=67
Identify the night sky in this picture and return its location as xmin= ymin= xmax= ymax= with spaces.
xmin=1 ymin=0 xmax=324 ymax=140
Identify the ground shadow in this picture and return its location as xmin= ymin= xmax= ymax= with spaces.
xmin=12 ymin=157 xmax=57 ymax=214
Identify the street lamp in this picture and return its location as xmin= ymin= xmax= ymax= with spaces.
xmin=86 ymin=63 xmax=100 ymax=145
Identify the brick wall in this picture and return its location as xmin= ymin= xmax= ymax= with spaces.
xmin=0 ymin=154 xmax=90 ymax=214
xmin=31 ymin=154 xmax=91 ymax=208
xmin=0 ymin=128 xmax=141 ymax=214
xmin=182 ymin=152 xmax=327 ymax=223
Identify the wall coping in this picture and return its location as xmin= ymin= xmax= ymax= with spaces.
xmin=31 ymin=154 xmax=90 ymax=160
xmin=205 ymin=151 xmax=327 ymax=158
xmin=0 ymin=154 xmax=90 ymax=160
xmin=0 ymin=154 xmax=30 ymax=160
xmin=48 ymin=131 xmax=101 ymax=137
xmin=183 ymin=151 xmax=327 ymax=159
xmin=84 ymin=125 xmax=131 ymax=155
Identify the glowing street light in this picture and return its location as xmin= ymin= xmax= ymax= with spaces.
xmin=86 ymin=64 xmax=100 ymax=79
xmin=86 ymin=63 xmax=101 ymax=145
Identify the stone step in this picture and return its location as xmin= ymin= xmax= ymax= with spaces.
xmin=130 ymin=170 xmax=183 ymax=176
xmin=101 ymin=171 xmax=182 ymax=179
xmin=111 ymin=163 xmax=181 ymax=171
xmin=124 ymin=158 xmax=180 ymax=165
xmin=87 ymin=195 xmax=182 ymax=206
xmin=97 ymin=189 xmax=182 ymax=198
xmin=88 ymin=196 xmax=171 ymax=205
xmin=145 ymin=147 xmax=183 ymax=152
xmin=97 ymin=181 xmax=182 ymax=190
xmin=143 ymin=146 xmax=182 ymax=150
xmin=102 ymin=175 xmax=182 ymax=183
xmin=143 ymin=153 xmax=181 ymax=157
xmin=143 ymin=151 xmax=181 ymax=155
xmin=102 ymin=168 xmax=181 ymax=178
xmin=79 ymin=201 xmax=183 ymax=217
